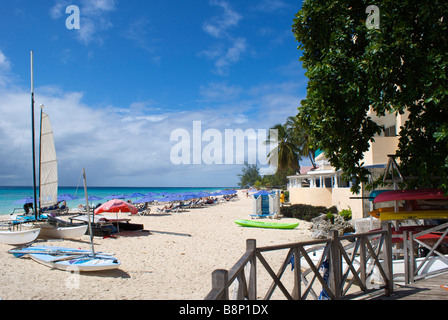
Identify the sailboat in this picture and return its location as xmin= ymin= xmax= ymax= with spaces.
xmin=33 ymin=107 xmax=87 ymax=239
xmin=0 ymin=224 xmax=41 ymax=245
xmin=9 ymin=169 xmax=121 ymax=272
xmin=0 ymin=51 xmax=42 ymax=245
xmin=1 ymin=51 xmax=85 ymax=245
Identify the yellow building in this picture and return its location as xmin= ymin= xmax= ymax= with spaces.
xmin=287 ymin=108 xmax=409 ymax=220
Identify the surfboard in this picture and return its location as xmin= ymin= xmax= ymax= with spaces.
xmin=374 ymin=188 xmax=448 ymax=203
xmin=234 ymin=219 xmax=299 ymax=229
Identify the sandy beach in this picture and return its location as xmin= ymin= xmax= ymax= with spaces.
xmin=0 ymin=191 xmax=313 ymax=300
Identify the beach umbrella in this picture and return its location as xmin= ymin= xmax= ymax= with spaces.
xmin=57 ymin=194 xmax=79 ymax=201
xmin=177 ymin=194 xmax=195 ymax=201
xmin=145 ymin=192 xmax=161 ymax=197
xmin=252 ymin=190 xmax=272 ymax=196
xmin=159 ymin=196 xmax=180 ymax=202
xmin=13 ymin=197 xmax=35 ymax=205
xmin=104 ymin=194 xmax=129 ymax=200
xmin=129 ymin=192 xmax=145 ymax=198
xmin=134 ymin=195 xmax=159 ymax=204
xmin=87 ymin=196 xmax=103 ymax=201
xmin=104 ymin=194 xmax=120 ymax=200
xmin=221 ymin=189 xmax=237 ymax=195
xmin=94 ymin=199 xmax=138 ymax=215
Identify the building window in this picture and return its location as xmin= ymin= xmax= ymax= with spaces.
xmin=384 ymin=125 xmax=396 ymax=137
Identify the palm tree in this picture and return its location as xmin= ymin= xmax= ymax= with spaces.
xmin=266 ymin=123 xmax=302 ymax=172
xmin=285 ymin=116 xmax=317 ymax=169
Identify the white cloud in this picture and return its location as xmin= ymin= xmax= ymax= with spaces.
xmin=201 ymin=1 xmax=246 ymax=75
xmin=0 ymin=80 xmax=301 ymax=186
xmin=0 ymin=49 xmax=12 ymax=86
xmin=214 ymin=37 xmax=246 ymax=74
xmin=253 ymin=0 xmax=289 ymax=12
xmin=0 ymin=50 xmax=11 ymax=70
xmin=199 ymin=82 xmax=242 ymax=101
xmin=203 ymin=0 xmax=242 ymax=38
xmin=0 ymin=83 xmax=254 ymax=187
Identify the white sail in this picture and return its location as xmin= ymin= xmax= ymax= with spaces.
xmin=40 ymin=112 xmax=58 ymax=208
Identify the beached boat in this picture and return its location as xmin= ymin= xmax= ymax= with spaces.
xmin=234 ymin=219 xmax=299 ymax=229
xmin=9 ymin=245 xmax=120 ymax=272
xmin=0 ymin=228 xmax=41 ymax=245
xmin=37 ymin=224 xmax=87 ymax=240
xmin=9 ymin=169 xmax=121 ymax=272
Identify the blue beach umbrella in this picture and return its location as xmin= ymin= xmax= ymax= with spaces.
xmin=57 ymin=194 xmax=79 ymax=201
xmin=145 ymin=192 xmax=160 ymax=197
xmin=87 ymin=196 xmax=103 ymax=201
xmin=159 ymin=196 xmax=180 ymax=202
xmin=130 ymin=192 xmax=145 ymax=198
xmin=221 ymin=189 xmax=237 ymax=195
xmin=252 ymin=190 xmax=272 ymax=196
xmin=177 ymin=194 xmax=195 ymax=201
xmin=134 ymin=196 xmax=159 ymax=204
xmin=105 ymin=194 xmax=128 ymax=200
xmin=13 ymin=197 xmax=35 ymax=205
xmin=195 ymin=191 xmax=211 ymax=197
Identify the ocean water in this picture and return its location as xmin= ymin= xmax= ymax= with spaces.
xmin=0 ymin=186 xmax=232 ymax=216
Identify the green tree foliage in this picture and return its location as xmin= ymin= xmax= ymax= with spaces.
xmin=293 ymin=0 xmax=448 ymax=193
xmin=237 ymin=163 xmax=261 ymax=188
xmin=266 ymin=123 xmax=302 ymax=172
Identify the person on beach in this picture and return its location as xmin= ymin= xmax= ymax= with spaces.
xmin=23 ymin=202 xmax=33 ymax=215
xmin=280 ymin=191 xmax=285 ymax=207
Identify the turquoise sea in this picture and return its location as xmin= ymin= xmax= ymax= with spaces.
xmin=0 ymin=186 xmax=233 ymax=216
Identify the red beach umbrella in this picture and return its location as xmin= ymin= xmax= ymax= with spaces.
xmin=94 ymin=199 xmax=138 ymax=215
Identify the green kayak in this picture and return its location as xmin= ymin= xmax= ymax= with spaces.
xmin=234 ymin=219 xmax=299 ymax=229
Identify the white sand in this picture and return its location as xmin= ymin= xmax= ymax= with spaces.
xmin=0 ymin=191 xmax=313 ymax=300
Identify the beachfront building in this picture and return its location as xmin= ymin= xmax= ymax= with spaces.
xmin=287 ymin=108 xmax=409 ymax=220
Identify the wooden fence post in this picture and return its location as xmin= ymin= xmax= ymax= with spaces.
xmin=292 ymin=246 xmax=301 ymax=300
xmin=403 ymin=230 xmax=410 ymax=284
xmin=247 ymin=239 xmax=257 ymax=300
xmin=383 ymin=222 xmax=394 ymax=296
xmin=409 ymin=231 xmax=415 ymax=283
xmin=330 ymin=230 xmax=341 ymax=299
xmin=211 ymin=269 xmax=229 ymax=300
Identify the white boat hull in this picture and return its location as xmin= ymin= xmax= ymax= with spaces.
xmin=37 ymin=225 xmax=88 ymax=240
xmin=11 ymin=246 xmax=121 ymax=272
xmin=0 ymin=228 xmax=41 ymax=245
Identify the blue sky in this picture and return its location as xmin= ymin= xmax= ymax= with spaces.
xmin=0 ymin=0 xmax=308 ymax=187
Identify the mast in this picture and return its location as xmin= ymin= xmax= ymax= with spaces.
xmin=82 ymin=168 xmax=95 ymax=257
xmin=39 ymin=104 xmax=42 ymax=215
xmin=31 ymin=51 xmax=38 ymax=220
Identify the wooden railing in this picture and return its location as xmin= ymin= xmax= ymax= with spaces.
xmin=205 ymin=224 xmax=394 ymax=300
xmin=397 ymin=221 xmax=448 ymax=284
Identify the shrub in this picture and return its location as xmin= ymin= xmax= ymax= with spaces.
xmin=280 ymin=204 xmax=338 ymax=222
xmin=339 ymin=208 xmax=352 ymax=221
xmin=326 ymin=211 xmax=335 ymax=224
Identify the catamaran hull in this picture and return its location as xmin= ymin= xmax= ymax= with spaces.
xmin=11 ymin=246 xmax=121 ymax=272
xmin=37 ymin=225 xmax=88 ymax=240
xmin=0 ymin=228 xmax=41 ymax=245
xmin=29 ymin=254 xmax=121 ymax=272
